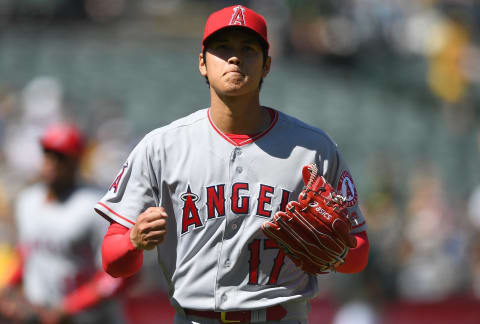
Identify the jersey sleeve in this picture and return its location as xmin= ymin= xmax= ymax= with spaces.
xmin=90 ymin=211 xmax=112 ymax=268
xmin=325 ymin=148 xmax=367 ymax=234
xmin=94 ymin=136 xmax=159 ymax=228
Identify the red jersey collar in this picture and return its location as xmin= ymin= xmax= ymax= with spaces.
xmin=207 ymin=107 xmax=278 ymax=147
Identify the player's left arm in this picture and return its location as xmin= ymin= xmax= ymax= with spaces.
xmin=61 ymin=270 xmax=132 ymax=315
xmin=328 ymin=150 xmax=369 ymax=273
xmin=335 ymin=231 xmax=369 ymax=273
xmin=60 ymin=209 xmax=134 ymax=315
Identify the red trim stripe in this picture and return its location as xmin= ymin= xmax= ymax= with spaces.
xmin=207 ymin=108 xmax=278 ymax=147
xmin=97 ymin=202 xmax=136 ymax=225
xmin=352 ymin=221 xmax=366 ymax=229
xmin=207 ymin=110 xmax=236 ymax=145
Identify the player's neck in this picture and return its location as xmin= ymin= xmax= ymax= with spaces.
xmin=209 ymin=91 xmax=269 ymax=135
xmin=46 ymin=179 xmax=76 ymax=203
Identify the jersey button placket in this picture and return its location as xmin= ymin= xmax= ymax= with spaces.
xmin=215 ymin=147 xmax=244 ymax=310
xmin=231 ymin=147 xmax=244 ymax=177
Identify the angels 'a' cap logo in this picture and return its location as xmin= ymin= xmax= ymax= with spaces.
xmin=336 ymin=171 xmax=358 ymax=207
xmin=230 ymin=5 xmax=246 ymax=26
xmin=201 ymin=5 xmax=269 ymax=52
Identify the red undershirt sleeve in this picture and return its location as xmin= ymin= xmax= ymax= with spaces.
xmin=62 ymin=222 xmax=142 ymax=314
xmin=101 ymin=222 xmax=144 ymax=278
xmin=62 ymin=270 xmax=130 ymax=315
xmin=335 ymin=231 xmax=369 ymax=274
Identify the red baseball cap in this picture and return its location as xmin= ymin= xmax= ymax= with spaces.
xmin=202 ymin=5 xmax=269 ymax=53
xmin=40 ymin=123 xmax=85 ymax=158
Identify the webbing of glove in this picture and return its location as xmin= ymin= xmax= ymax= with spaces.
xmin=299 ymin=164 xmax=356 ymax=250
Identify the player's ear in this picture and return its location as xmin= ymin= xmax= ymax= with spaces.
xmin=262 ymin=56 xmax=272 ymax=78
xmin=199 ymin=53 xmax=207 ymax=77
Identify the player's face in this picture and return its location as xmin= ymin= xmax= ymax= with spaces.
xmin=199 ymin=29 xmax=271 ymax=96
xmin=40 ymin=150 xmax=78 ymax=187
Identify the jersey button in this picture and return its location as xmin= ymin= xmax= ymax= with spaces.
xmin=231 ymin=223 xmax=238 ymax=230
xmin=221 ymin=294 xmax=227 ymax=302
xmin=236 ymin=166 xmax=243 ymax=173
xmin=236 ymin=149 xmax=242 ymax=156
xmin=225 ymin=259 xmax=231 ymax=268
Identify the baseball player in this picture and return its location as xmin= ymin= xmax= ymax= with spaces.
xmin=0 ymin=123 xmax=127 ymax=324
xmin=96 ymin=5 xmax=370 ymax=324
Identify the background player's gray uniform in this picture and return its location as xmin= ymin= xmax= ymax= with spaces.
xmin=15 ymin=183 xmax=123 ymax=323
xmin=95 ymin=108 xmax=367 ymax=321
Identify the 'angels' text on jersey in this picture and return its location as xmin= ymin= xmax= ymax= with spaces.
xmin=180 ymin=183 xmax=291 ymax=234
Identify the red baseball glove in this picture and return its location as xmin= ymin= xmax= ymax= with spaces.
xmin=261 ymin=164 xmax=357 ymax=274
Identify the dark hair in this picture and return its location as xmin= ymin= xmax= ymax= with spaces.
xmin=202 ymin=35 xmax=268 ymax=90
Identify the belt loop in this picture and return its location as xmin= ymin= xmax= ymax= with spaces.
xmin=250 ymin=309 xmax=267 ymax=323
xmin=221 ymin=312 xmax=240 ymax=323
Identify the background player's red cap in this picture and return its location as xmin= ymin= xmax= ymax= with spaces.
xmin=40 ymin=123 xmax=85 ymax=158
xmin=202 ymin=5 xmax=269 ymax=53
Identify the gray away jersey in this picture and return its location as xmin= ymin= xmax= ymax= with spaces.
xmin=15 ymin=184 xmax=107 ymax=307
xmin=94 ymin=108 xmax=367 ymax=315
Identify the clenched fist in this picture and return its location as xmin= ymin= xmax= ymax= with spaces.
xmin=130 ymin=207 xmax=168 ymax=250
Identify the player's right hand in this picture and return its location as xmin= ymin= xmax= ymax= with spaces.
xmin=130 ymin=207 xmax=168 ymax=250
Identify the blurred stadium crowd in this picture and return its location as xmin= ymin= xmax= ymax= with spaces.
xmin=1 ymin=0 xmax=480 ymax=323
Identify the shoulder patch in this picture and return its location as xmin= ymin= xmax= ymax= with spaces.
xmin=336 ymin=171 xmax=357 ymax=207
xmin=109 ymin=162 xmax=128 ymax=193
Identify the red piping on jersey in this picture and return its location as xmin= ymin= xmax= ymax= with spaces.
xmin=97 ymin=202 xmax=136 ymax=225
xmin=207 ymin=107 xmax=278 ymax=147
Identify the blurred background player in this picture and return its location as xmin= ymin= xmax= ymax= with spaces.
xmin=0 ymin=123 xmax=128 ymax=324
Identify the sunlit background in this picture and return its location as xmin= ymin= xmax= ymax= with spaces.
xmin=0 ymin=0 xmax=480 ymax=323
